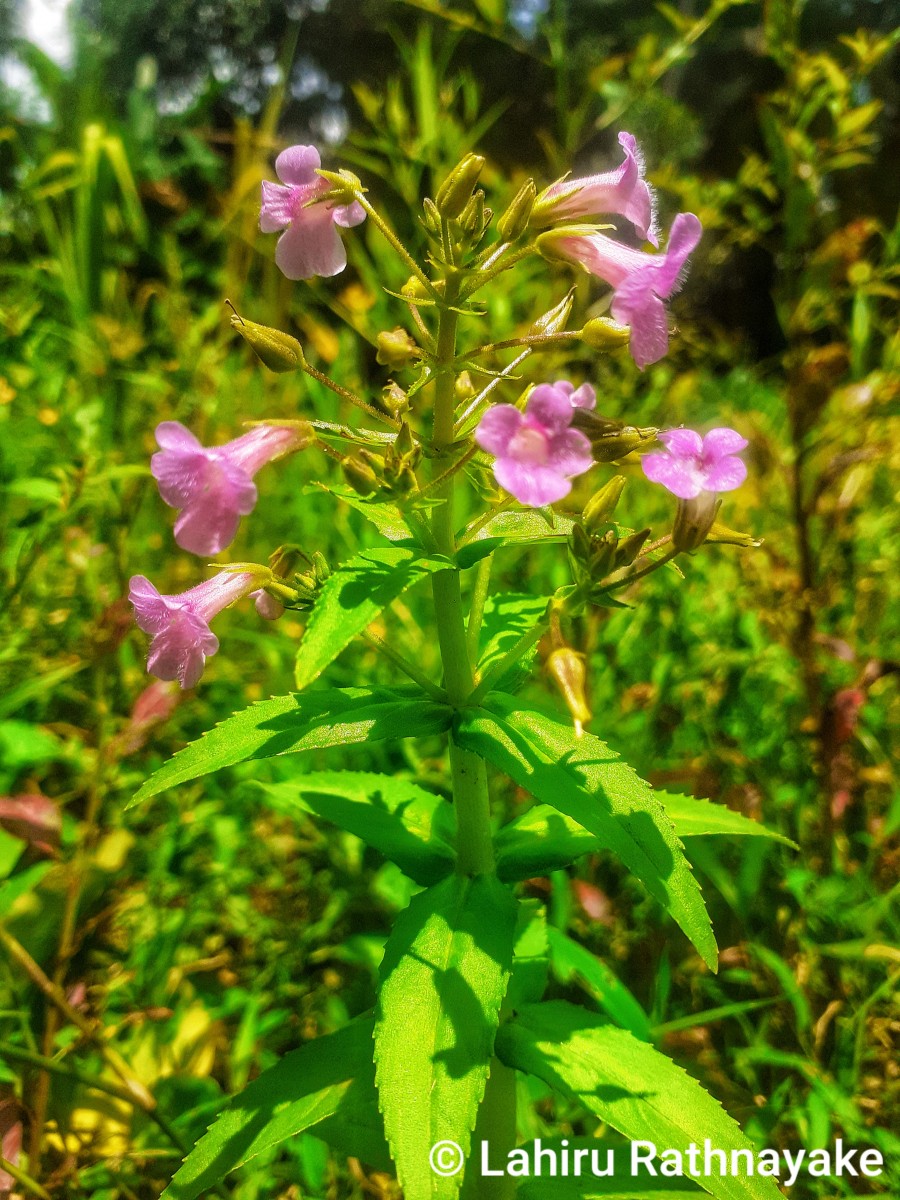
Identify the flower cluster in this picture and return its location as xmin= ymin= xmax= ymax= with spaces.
xmin=128 ymin=135 xmax=749 ymax=691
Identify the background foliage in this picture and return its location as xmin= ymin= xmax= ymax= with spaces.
xmin=0 ymin=0 xmax=897 ymax=1196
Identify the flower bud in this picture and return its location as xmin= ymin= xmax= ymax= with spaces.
xmin=705 ymin=522 xmax=761 ymax=548
xmin=380 ymin=381 xmax=410 ymax=419
xmin=455 ymin=371 xmax=476 ymax=401
xmin=672 ymin=493 xmax=719 ymax=552
xmin=230 ymin=313 xmax=304 ymax=373
xmin=498 ymin=179 xmax=537 ymax=241
xmin=269 ymin=544 xmax=307 ymax=580
xmin=376 ymin=327 xmax=420 ymax=369
xmin=547 ymin=647 xmax=592 ymax=738
xmin=459 ymin=189 xmax=486 ymax=233
xmin=342 ymin=455 xmax=379 ymax=496
xmin=581 ymin=316 xmax=631 ymax=351
xmin=582 ymin=476 xmax=626 ymax=532
xmin=421 ymin=197 xmax=443 ymax=234
xmin=435 ymin=154 xmax=485 ymax=220
xmin=311 ymin=551 xmax=331 ymax=584
xmin=529 ymin=288 xmax=576 ymax=337
xmin=571 ymin=410 xmax=658 ymax=462
xmin=393 ymin=420 xmax=416 ymax=460
xmin=401 ymin=276 xmax=432 ymax=302
xmin=613 ymin=527 xmax=651 ymax=568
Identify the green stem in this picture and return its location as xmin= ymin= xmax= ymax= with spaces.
xmin=362 ymin=630 xmax=447 ymax=701
xmin=352 ymin=191 xmax=439 ymax=297
xmin=606 ymin=545 xmax=679 ymax=590
xmin=469 ymin=621 xmax=548 ymax=706
xmin=0 ymin=1155 xmax=51 ymax=1200
xmin=466 ymin=554 xmax=493 ymax=661
xmin=428 ymin=274 xmax=494 ymax=879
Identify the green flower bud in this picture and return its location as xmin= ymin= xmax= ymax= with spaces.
xmin=376 ymin=327 xmax=420 ymax=369
xmin=672 ymin=494 xmax=719 ymax=553
xmin=230 ymin=313 xmax=304 ymax=373
xmin=547 ymin=647 xmax=592 ymax=738
xmin=529 ymin=288 xmax=576 ymax=336
xmin=498 ymin=178 xmax=537 ymax=241
xmin=582 ymin=476 xmax=627 ymax=532
xmin=342 ymin=455 xmax=379 ymax=496
xmin=581 ymin=316 xmax=631 ymax=351
xmin=571 ymin=410 xmax=659 ymax=462
xmin=613 ymin=527 xmax=651 ymax=568
xmin=706 ymin=522 xmax=762 ymax=548
xmin=401 ymin=276 xmax=432 ymax=302
xmin=380 ymin=381 xmax=410 ymax=419
xmin=455 ymin=371 xmax=476 ymax=402
xmin=435 ymin=154 xmax=486 ymax=220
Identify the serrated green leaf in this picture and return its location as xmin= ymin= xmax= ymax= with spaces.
xmin=295 ymin=548 xmax=453 ymax=689
xmin=456 ymin=696 xmax=717 ymax=968
xmin=494 ymin=795 xmax=793 ymax=882
xmin=477 ymin=593 xmax=550 ymax=692
xmin=131 ymin=687 xmax=452 ymax=806
xmin=375 ymin=874 xmax=517 ymax=1200
xmin=496 ymin=1003 xmax=784 ymax=1200
xmin=304 ymin=482 xmax=414 ymax=541
xmin=163 ymin=1017 xmax=389 ymax=1200
xmin=657 ymin=795 xmax=797 ymax=848
xmin=546 ymin=927 xmax=650 ymax=1041
xmin=261 ymin=770 xmax=456 ymax=885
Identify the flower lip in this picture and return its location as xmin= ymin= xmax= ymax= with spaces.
xmin=642 ymin=426 xmax=748 ymax=500
xmin=259 ymin=143 xmax=366 ymax=280
xmin=151 ymin=421 xmax=306 ymax=557
xmin=475 ymin=379 xmax=595 ymax=508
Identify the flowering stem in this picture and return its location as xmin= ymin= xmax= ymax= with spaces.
xmin=465 ymin=553 xmax=494 ymax=661
xmin=454 ymin=348 xmax=533 ymax=435
xmin=457 ymin=496 xmax=515 ymax=548
xmin=362 ymin=630 xmax=447 ymax=702
xmin=299 ymin=359 xmax=399 ymax=429
xmin=428 ymin=274 xmax=494 ymax=879
xmin=460 ymin=244 xmax=536 ymax=300
xmin=468 ymin=330 xmax=580 ymax=357
xmin=351 ymin=191 xmax=440 ymax=298
xmin=469 ymin=620 xmax=547 ymax=706
xmin=606 ymin=546 xmax=679 ymax=589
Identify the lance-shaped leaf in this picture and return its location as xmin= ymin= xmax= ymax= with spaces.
xmin=131 ymin=687 xmax=452 ymax=805
xmin=495 ymin=795 xmax=793 ymax=881
xmin=261 ymin=770 xmax=456 ymax=884
xmin=547 ymin=927 xmax=650 ymax=1042
xmin=304 ymin=482 xmax=413 ymax=541
xmin=455 ymin=696 xmax=716 ymax=969
xmin=375 ymin=873 xmax=517 ymax=1200
xmin=477 ymin=592 xmax=550 ymax=692
xmin=295 ymin=547 xmax=453 ymax=689
xmin=496 ymin=1002 xmax=784 ymax=1200
xmin=163 ymin=1016 xmax=389 ymax=1200
xmin=516 ymin=1143 xmax=703 ymax=1199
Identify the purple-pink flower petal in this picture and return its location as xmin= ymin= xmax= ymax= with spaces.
xmin=475 ymin=404 xmax=524 ymax=455
xmin=260 ymin=144 xmax=366 ymax=281
xmin=642 ymin=426 xmax=748 ymax=501
xmin=658 ymin=428 xmax=703 ymax=456
xmin=494 ymin=459 xmax=573 ymax=507
xmin=152 ymin=422 xmax=303 ymax=556
xmin=527 ymin=384 xmax=578 ymax=435
xmin=701 ymin=427 xmax=749 ymax=458
xmin=128 ymin=570 xmax=260 ymax=689
xmin=476 ymin=379 xmax=595 ymax=507
xmin=275 ymin=144 xmax=321 ymax=186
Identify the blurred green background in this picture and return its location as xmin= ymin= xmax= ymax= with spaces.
xmin=0 ymin=1 xmax=897 ymax=1196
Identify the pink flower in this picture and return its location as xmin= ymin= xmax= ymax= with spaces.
xmin=540 ymin=212 xmax=702 ymax=369
xmin=475 ymin=380 xmax=595 ymax=507
xmin=152 ymin=421 xmax=307 ymax=556
xmin=641 ymin=427 xmax=748 ymax=499
xmin=533 ymin=132 xmax=658 ymax=245
xmin=129 ymin=569 xmax=264 ymax=689
xmin=260 ymin=145 xmax=365 ymax=280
